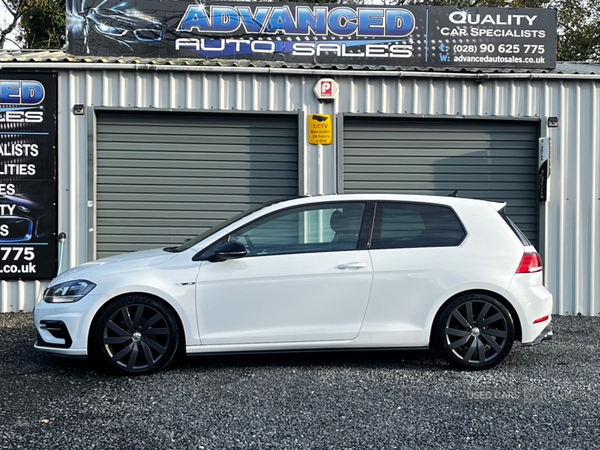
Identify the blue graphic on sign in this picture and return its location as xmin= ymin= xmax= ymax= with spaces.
xmin=0 ymin=81 xmax=45 ymax=105
xmin=177 ymin=5 xmax=415 ymax=37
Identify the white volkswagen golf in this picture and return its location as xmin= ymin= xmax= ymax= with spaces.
xmin=34 ymin=194 xmax=553 ymax=375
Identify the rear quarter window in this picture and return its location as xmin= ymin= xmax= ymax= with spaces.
xmin=499 ymin=208 xmax=531 ymax=246
xmin=371 ymin=202 xmax=465 ymax=249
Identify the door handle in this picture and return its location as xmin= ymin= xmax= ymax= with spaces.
xmin=337 ymin=262 xmax=367 ymax=270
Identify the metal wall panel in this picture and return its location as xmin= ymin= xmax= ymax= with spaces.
xmin=95 ymin=111 xmax=298 ymax=258
xmin=342 ymin=117 xmax=539 ymax=246
xmin=1 ymin=68 xmax=598 ymax=317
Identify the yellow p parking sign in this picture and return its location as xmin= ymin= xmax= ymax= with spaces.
xmin=308 ymin=114 xmax=333 ymax=145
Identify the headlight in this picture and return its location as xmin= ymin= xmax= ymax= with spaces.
xmin=94 ymin=22 xmax=127 ymax=36
xmin=43 ymin=280 xmax=96 ymax=303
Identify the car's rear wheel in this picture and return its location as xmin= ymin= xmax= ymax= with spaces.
xmin=434 ymin=294 xmax=514 ymax=370
xmin=93 ymin=295 xmax=179 ymax=375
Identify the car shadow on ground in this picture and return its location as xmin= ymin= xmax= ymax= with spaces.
xmin=173 ymin=347 xmax=447 ymax=373
xmin=39 ymin=347 xmax=448 ymax=376
xmin=33 ymin=340 xmax=552 ymax=378
xmin=3 ymin=321 xmax=544 ymax=377
xmin=2 ymin=323 xmax=451 ymax=377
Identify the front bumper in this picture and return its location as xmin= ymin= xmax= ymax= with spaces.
xmin=36 ymin=320 xmax=72 ymax=348
xmin=522 ymin=324 xmax=553 ymax=346
xmin=33 ymin=298 xmax=94 ymax=357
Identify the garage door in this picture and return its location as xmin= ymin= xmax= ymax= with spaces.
xmin=343 ymin=117 xmax=539 ymax=246
xmin=96 ymin=111 xmax=298 ymax=258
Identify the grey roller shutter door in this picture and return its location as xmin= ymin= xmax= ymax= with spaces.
xmin=96 ymin=111 xmax=298 ymax=258
xmin=343 ymin=118 xmax=539 ymax=246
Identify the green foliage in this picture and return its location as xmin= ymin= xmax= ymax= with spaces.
xmin=0 ymin=0 xmax=65 ymax=49
xmin=18 ymin=0 xmax=65 ymax=49
xmin=555 ymin=0 xmax=600 ymax=61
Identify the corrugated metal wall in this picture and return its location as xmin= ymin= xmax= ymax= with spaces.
xmin=1 ymin=68 xmax=598 ymax=316
xmin=95 ymin=110 xmax=299 ymax=258
xmin=342 ymin=117 xmax=540 ymax=246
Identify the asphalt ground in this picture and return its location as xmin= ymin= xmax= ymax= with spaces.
xmin=0 ymin=313 xmax=598 ymax=450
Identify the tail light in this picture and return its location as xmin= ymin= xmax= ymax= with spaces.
xmin=516 ymin=252 xmax=543 ymax=273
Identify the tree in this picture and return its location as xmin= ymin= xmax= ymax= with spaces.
xmin=1 ymin=0 xmax=64 ymax=49
xmin=554 ymin=0 xmax=600 ymax=61
xmin=0 ymin=0 xmax=35 ymax=48
xmin=19 ymin=0 xmax=65 ymax=49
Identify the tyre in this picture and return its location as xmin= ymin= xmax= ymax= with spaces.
xmin=93 ymin=295 xmax=180 ymax=375
xmin=434 ymin=294 xmax=515 ymax=370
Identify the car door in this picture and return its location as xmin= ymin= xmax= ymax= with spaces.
xmin=363 ymin=201 xmax=467 ymax=344
xmin=195 ymin=201 xmax=374 ymax=345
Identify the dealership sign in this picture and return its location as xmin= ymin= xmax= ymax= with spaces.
xmin=0 ymin=73 xmax=58 ymax=280
xmin=66 ymin=1 xmax=557 ymax=69
xmin=538 ymin=137 xmax=551 ymax=202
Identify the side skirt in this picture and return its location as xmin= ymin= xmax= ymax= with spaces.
xmin=186 ymin=345 xmax=430 ymax=356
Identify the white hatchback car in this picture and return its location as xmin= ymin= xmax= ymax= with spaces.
xmin=34 ymin=194 xmax=553 ymax=374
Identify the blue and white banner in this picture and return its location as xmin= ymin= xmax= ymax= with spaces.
xmin=66 ymin=1 xmax=557 ymax=69
xmin=0 ymin=73 xmax=58 ymax=280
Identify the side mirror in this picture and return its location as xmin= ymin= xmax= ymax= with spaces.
xmin=208 ymin=241 xmax=247 ymax=262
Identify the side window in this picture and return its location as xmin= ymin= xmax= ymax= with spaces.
xmin=371 ymin=202 xmax=465 ymax=249
xmin=228 ymin=202 xmax=366 ymax=256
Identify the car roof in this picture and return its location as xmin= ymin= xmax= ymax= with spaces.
xmin=279 ymin=193 xmax=506 ymax=211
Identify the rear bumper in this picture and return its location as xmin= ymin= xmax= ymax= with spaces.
xmin=504 ymin=271 xmax=553 ymax=344
xmin=522 ymin=324 xmax=553 ymax=346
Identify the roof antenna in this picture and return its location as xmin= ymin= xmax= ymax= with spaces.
xmin=448 ymin=190 xmax=458 ymax=197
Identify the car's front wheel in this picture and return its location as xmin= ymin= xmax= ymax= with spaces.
xmin=93 ymin=295 xmax=180 ymax=375
xmin=434 ymin=294 xmax=515 ymax=370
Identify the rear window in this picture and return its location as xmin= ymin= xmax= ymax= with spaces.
xmin=499 ymin=208 xmax=531 ymax=246
xmin=371 ymin=202 xmax=465 ymax=249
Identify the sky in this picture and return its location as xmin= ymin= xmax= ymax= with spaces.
xmin=0 ymin=3 xmax=20 ymax=50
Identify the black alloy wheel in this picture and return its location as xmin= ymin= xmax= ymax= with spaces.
xmin=435 ymin=294 xmax=514 ymax=370
xmin=93 ymin=295 xmax=180 ymax=375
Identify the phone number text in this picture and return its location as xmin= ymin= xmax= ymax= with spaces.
xmin=453 ymin=44 xmax=545 ymax=54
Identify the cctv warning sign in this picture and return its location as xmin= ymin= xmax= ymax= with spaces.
xmin=308 ymin=115 xmax=333 ymax=145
